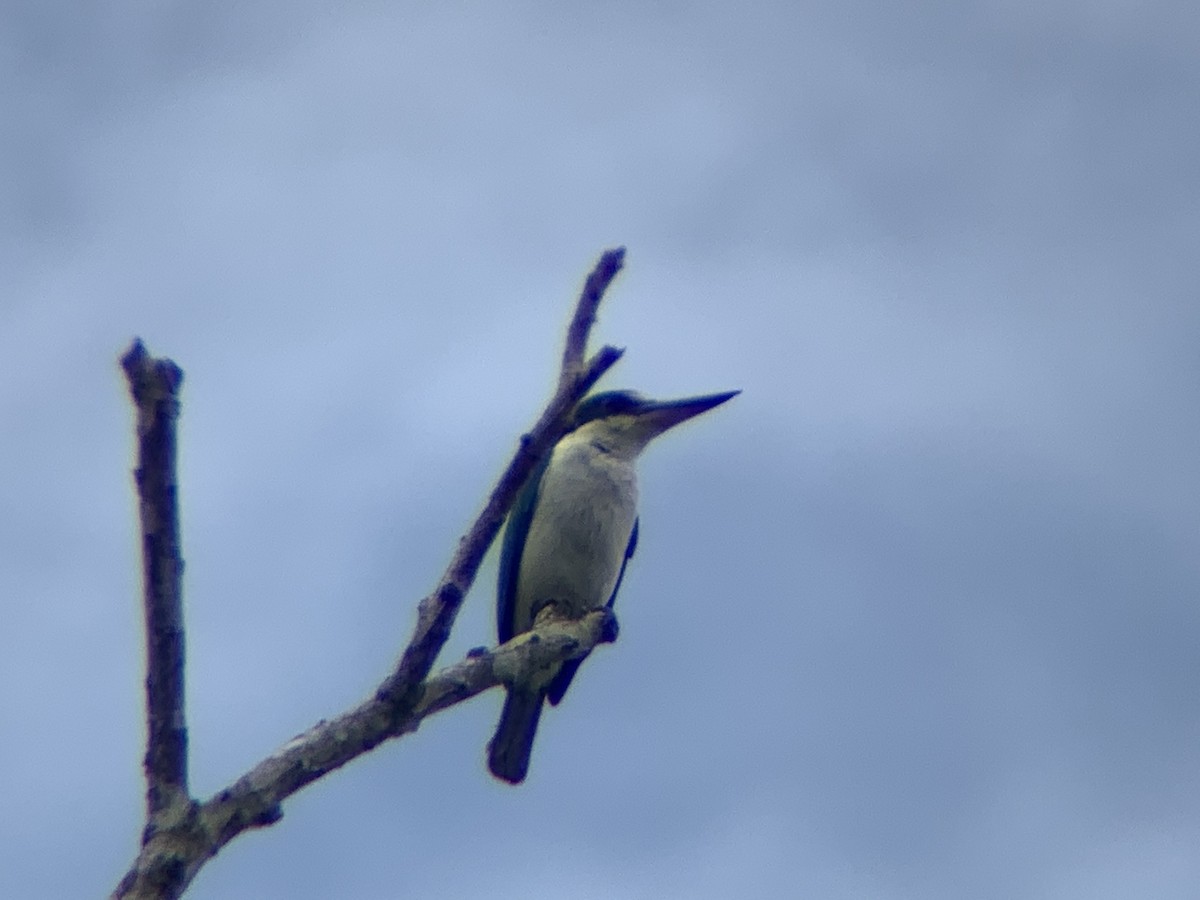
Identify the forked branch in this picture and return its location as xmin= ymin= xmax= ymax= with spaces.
xmin=113 ymin=248 xmax=626 ymax=900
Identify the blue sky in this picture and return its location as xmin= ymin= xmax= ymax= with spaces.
xmin=2 ymin=3 xmax=1198 ymax=898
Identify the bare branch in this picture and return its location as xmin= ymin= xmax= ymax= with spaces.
xmin=114 ymin=250 xmax=628 ymax=899
xmin=120 ymin=339 xmax=189 ymax=820
xmin=416 ymin=606 xmax=618 ymax=720
xmin=114 ymin=611 xmax=616 ymax=899
xmin=561 ymin=246 xmax=625 ymax=382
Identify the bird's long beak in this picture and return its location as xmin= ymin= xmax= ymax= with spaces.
xmin=638 ymin=390 xmax=740 ymax=437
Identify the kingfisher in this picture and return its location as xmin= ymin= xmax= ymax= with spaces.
xmin=487 ymin=388 xmax=739 ymax=783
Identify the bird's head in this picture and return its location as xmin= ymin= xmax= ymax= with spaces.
xmin=569 ymin=388 xmax=739 ymax=457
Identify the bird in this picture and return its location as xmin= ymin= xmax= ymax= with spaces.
xmin=487 ymin=387 xmax=739 ymax=783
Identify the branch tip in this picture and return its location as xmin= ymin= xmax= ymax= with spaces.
xmin=562 ymin=247 xmax=627 ymax=375
xmin=121 ymin=338 xmax=184 ymax=399
xmin=120 ymin=338 xmax=148 ymax=374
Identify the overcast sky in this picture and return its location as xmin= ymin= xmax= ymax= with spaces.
xmin=3 ymin=2 xmax=1199 ymax=898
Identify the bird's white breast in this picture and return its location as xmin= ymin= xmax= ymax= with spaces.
xmin=514 ymin=431 xmax=639 ymax=628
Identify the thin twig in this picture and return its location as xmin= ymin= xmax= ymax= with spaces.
xmin=561 ymin=246 xmax=625 ymax=381
xmin=113 ymin=249 xmax=628 ymax=899
xmin=120 ymin=339 xmax=189 ymax=821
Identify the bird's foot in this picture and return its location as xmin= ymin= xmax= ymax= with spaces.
xmin=598 ymin=608 xmax=619 ymax=644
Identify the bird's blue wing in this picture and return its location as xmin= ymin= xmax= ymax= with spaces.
xmin=607 ymin=517 xmax=638 ymax=608
xmin=497 ymin=454 xmax=551 ymax=644
xmin=547 ymin=516 xmax=638 ymax=706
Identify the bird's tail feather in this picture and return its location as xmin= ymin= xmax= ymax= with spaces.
xmin=488 ymin=689 xmax=544 ymax=784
